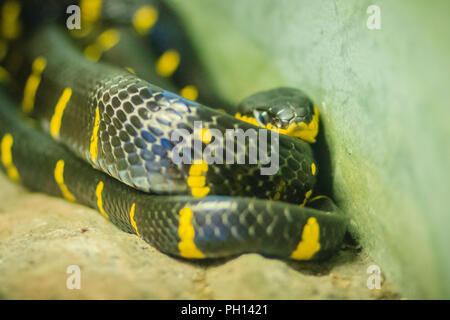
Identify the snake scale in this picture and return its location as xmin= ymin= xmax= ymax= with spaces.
xmin=0 ymin=0 xmax=347 ymax=260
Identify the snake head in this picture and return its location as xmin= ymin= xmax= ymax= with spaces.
xmin=237 ymin=87 xmax=319 ymax=143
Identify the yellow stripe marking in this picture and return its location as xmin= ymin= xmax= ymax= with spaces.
xmin=95 ymin=181 xmax=109 ymax=219
xmin=187 ymin=176 xmax=206 ymax=188
xmin=156 ymin=49 xmax=180 ymax=77
xmin=80 ymin=0 xmax=102 ymax=24
xmin=84 ymin=29 xmax=120 ymax=62
xmin=84 ymin=44 xmax=102 ymax=61
xmin=293 ymin=105 xmax=319 ymax=143
xmin=311 ymin=162 xmax=317 ymax=175
xmin=98 ymin=29 xmax=120 ymax=50
xmin=1 ymin=0 xmax=21 ymax=40
xmin=199 ymin=128 xmax=212 ymax=144
xmin=50 ymin=88 xmax=72 ymax=139
xmin=309 ymin=195 xmax=330 ymax=203
xmin=235 ymin=113 xmax=259 ymax=127
xmin=290 ymin=217 xmax=321 ymax=260
xmin=133 ymin=5 xmax=158 ymax=35
xmin=89 ymin=107 xmax=101 ymax=162
xmin=188 ymin=159 xmax=210 ymax=198
xmin=125 ymin=67 xmax=135 ymax=74
xmin=178 ymin=206 xmax=204 ymax=258
xmin=300 ymin=189 xmax=313 ymax=207
xmin=189 ymin=159 xmax=208 ymax=176
xmin=191 ymin=187 xmax=211 ymax=198
xmin=129 ymin=203 xmax=140 ymax=236
xmin=54 ymin=160 xmax=76 ymax=202
xmin=180 ymin=85 xmax=198 ymax=101
xmin=1 ymin=134 xmax=20 ymax=182
xmin=22 ymin=56 xmax=47 ymax=113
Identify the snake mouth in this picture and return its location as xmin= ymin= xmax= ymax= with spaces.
xmin=236 ymin=106 xmax=319 ymax=143
xmin=272 ymin=105 xmax=319 ymax=143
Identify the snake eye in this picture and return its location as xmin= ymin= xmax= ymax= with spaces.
xmin=253 ymin=109 xmax=271 ymax=127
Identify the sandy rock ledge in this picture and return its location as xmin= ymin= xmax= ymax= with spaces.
xmin=0 ymin=174 xmax=400 ymax=299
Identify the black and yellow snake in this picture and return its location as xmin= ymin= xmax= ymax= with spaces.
xmin=0 ymin=0 xmax=347 ymax=260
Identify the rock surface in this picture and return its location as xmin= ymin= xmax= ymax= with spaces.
xmin=0 ymin=174 xmax=400 ymax=299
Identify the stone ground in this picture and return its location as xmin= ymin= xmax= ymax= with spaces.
xmin=0 ymin=173 xmax=402 ymax=299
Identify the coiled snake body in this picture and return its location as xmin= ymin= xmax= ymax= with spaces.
xmin=0 ymin=0 xmax=347 ymax=260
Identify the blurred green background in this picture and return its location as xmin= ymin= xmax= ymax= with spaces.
xmin=169 ymin=0 xmax=450 ymax=299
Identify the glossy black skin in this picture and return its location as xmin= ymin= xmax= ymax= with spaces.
xmin=0 ymin=88 xmax=347 ymax=260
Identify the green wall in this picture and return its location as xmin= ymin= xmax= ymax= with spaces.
xmin=170 ymin=0 xmax=450 ymax=298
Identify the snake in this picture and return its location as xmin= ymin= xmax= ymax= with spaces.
xmin=0 ymin=0 xmax=347 ymax=260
